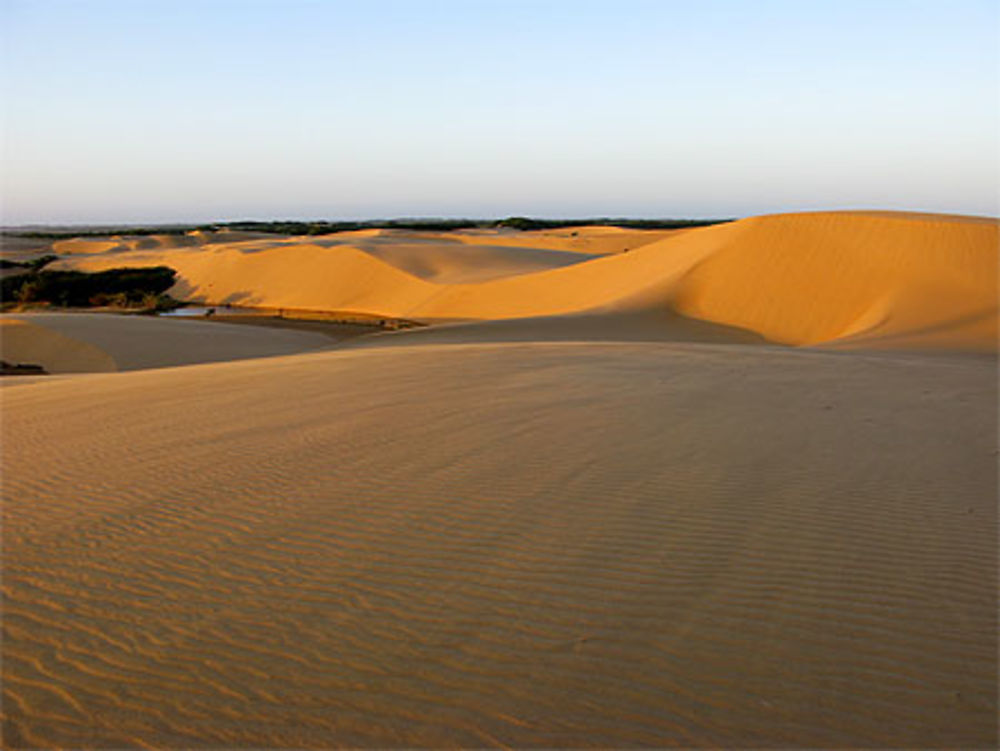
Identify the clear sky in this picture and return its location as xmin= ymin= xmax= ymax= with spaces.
xmin=1 ymin=0 xmax=997 ymax=224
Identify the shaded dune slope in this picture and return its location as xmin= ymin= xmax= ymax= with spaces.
xmin=0 ymin=313 xmax=335 ymax=373
xmin=0 ymin=318 xmax=116 ymax=373
xmin=57 ymin=212 xmax=998 ymax=351
xmin=347 ymin=309 xmax=768 ymax=349
xmin=337 ymin=242 xmax=595 ymax=283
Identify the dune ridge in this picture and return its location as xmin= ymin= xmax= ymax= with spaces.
xmin=670 ymin=212 xmax=998 ymax=349
xmin=55 ymin=211 xmax=998 ymax=352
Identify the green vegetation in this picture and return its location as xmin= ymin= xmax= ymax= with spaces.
xmin=1 ymin=266 xmax=178 ymax=311
xmin=5 ymin=227 xmax=203 ymax=239
xmin=491 ymin=217 xmax=726 ymax=231
xmin=1 ymin=217 xmax=731 ymax=240
xmin=220 ymin=219 xmax=484 ymax=235
xmin=213 ymin=216 xmax=732 ymax=233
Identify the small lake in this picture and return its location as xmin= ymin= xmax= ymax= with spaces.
xmin=159 ymin=306 xmax=260 ymax=318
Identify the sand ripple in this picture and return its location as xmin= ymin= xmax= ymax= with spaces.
xmin=2 ymin=343 xmax=996 ymax=747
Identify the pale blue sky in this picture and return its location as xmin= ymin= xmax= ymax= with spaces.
xmin=1 ymin=0 xmax=997 ymax=224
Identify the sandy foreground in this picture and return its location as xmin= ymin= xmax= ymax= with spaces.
xmin=1 ymin=212 xmax=998 ymax=747
xmin=0 ymin=313 xmax=341 ymax=373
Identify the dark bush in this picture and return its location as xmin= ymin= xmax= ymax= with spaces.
xmin=1 ymin=266 xmax=177 ymax=307
xmin=493 ymin=217 xmax=731 ymax=231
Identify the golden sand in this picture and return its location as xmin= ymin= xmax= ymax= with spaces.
xmin=1 ymin=211 xmax=996 ymax=747
xmin=55 ymin=211 xmax=998 ymax=351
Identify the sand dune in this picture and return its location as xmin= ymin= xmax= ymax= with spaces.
xmin=349 ymin=309 xmax=766 ymax=349
xmin=321 ymin=242 xmax=595 ymax=283
xmin=0 ymin=318 xmax=116 ymax=373
xmin=50 ymin=237 xmax=126 ymax=255
xmin=0 ymin=312 xmax=336 ymax=373
xmin=127 ymin=234 xmax=204 ymax=251
xmin=451 ymin=225 xmax=685 ymax=254
xmin=2 ymin=341 xmax=995 ymax=747
xmin=55 ymin=212 xmax=998 ymax=351
xmin=2 ymin=211 xmax=996 ymax=747
xmin=46 ymin=230 xmax=276 ymax=257
xmin=669 ymin=212 xmax=998 ymax=350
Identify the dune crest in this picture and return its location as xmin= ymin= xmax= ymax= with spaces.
xmin=669 ymin=212 xmax=998 ymax=349
xmin=53 ymin=212 xmax=998 ymax=351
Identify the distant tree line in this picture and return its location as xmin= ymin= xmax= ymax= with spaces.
xmin=490 ymin=217 xmax=729 ymax=231
xmin=5 ymin=227 xmax=199 ymax=239
xmin=2 ymin=217 xmax=731 ymax=240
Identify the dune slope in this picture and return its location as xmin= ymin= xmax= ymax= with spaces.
xmin=56 ymin=212 xmax=998 ymax=351
xmin=0 ymin=318 xmax=116 ymax=373
xmin=343 ymin=242 xmax=595 ymax=283
xmin=2 ymin=342 xmax=995 ymax=748
xmin=2 ymin=212 xmax=996 ymax=746
xmin=0 ymin=313 xmax=336 ymax=373
xmin=671 ymin=212 xmax=998 ymax=349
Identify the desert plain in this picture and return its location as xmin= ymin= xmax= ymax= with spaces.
xmin=1 ymin=210 xmax=997 ymax=747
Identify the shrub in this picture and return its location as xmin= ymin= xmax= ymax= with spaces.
xmin=16 ymin=280 xmax=38 ymax=303
xmin=1 ymin=266 xmax=177 ymax=308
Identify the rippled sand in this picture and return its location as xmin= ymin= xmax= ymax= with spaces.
xmin=3 ymin=342 xmax=996 ymax=747
xmin=2 ymin=211 xmax=997 ymax=747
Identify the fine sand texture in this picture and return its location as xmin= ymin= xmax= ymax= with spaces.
xmin=2 ymin=342 xmax=995 ymax=748
xmin=2 ymin=210 xmax=997 ymax=747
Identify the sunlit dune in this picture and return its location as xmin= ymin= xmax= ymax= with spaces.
xmin=56 ymin=211 xmax=999 ymax=351
xmin=669 ymin=211 xmax=998 ymax=350
xmin=450 ymin=224 xmax=685 ymax=254
xmin=1 ymin=210 xmax=996 ymax=748
xmin=316 ymin=238 xmax=596 ymax=283
xmin=50 ymin=237 xmax=125 ymax=255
